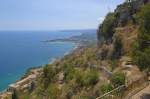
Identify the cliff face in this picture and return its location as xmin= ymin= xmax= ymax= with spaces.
xmin=97 ymin=0 xmax=150 ymax=59
xmin=115 ymin=0 xmax=150 ymax=26
xmin=97 ymin=0 xmax=150 ymax=43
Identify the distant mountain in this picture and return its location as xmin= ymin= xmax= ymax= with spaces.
xmin=60 ymin=29 xmax=96 ymax=33
xmin=44 ymin=29 xmax=97 ymax=46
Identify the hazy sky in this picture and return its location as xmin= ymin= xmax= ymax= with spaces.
xmin=0 ymin=0 xmax=124 ymax=30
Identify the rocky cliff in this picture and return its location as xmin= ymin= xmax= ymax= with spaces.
xmin=97 ymin=0 xmax=150 ymax=60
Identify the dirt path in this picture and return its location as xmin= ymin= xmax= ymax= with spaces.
xmin=130 ymin=84 xmax=150 ymax=99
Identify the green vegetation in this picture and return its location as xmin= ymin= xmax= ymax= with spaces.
xmin=47 ymin=83 xmax=60 ymax=99
xmin=111 ymin=72 xmax=125 ymax=87
xmin=132 ymin=3 xmax=150 ymax=70
xmin=43 ymin=64 xmax=57 ymax=88
xmin=23 ymin=48 xmax=100 ymax=99
xmin=100 ymin=83 xmax=113 ymax=94
xmin=12 ymin=90 xmax=17 ymax=99
xmin=112 ymin=35 xmax=123 ymax=59
xmin=81 ymin=69 xmax=99 ymax=87
xmin=12 ymin=90 xmax=30 ymax=99
xmin=100 ymin=13 xmax=117 ymax=41
xmin=62 ymin=61 xmax=99 ymax=87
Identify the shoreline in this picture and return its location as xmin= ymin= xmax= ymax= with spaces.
xmin=0 ymin=31 xmax=96 ymax=98
xmin=0 ymin=42 xmax=80 ymax=95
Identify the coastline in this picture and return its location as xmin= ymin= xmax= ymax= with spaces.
xmin=0 ymin=31 xmax=96 ymax=98
xmin=0 ymin=32 xmax=84 ymax=93
xmin=0 ymin=31 xmax=78 ymax=92
xmin=0 ymin=41 xmax=80 ymax=97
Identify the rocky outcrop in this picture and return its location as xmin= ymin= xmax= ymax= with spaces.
xmin=115 ymin=0 xmax=150 ymax=26
xmin=97 ymin=0 xmax=150 ymax=44
xmin=97 ymin=0 xmax=150 ymax=60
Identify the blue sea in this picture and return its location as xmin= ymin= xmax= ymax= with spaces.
xmin=0 ymin=31 xmax=80 ymax=91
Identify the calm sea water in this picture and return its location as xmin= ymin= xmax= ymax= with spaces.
xmin=0 ymin=31 xmax=80 ymax=91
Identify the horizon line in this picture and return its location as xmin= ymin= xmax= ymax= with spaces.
xmin=0 ymin=28 xmax=97 ymax=32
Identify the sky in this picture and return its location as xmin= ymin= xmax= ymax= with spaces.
xmin=0 ymin=0 xmax=124 ymax=31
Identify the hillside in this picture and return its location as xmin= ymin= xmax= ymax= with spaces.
xmin=0 ymin=0 xmax=150 ymax=99
xmin=97 ymin=0 xmax=150 ymax=70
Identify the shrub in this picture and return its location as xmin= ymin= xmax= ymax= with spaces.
xmin=62 ymin=63 xmax=75 ymax=82
xmin=43 ymin=64 xmax=56 ymax=80
xmin=12 ymin=90 xmax=30 ymax=99
xmin=112 ymin=35 xmax=123 ymax=59
xmin=81 ymin=70 xmax=99 ymax=87
xmin=111 ymin=60 xmax=119 ymax=71
xmin=111 ymin=72 xmax=125 ymax=87
xmin=74 ymin=70 xmax=83 ymax=86
xmin=61 ymin=82 xmax=77 ymax=99
xmin=43 ymin=64 xmax=57 ymax=87
xmin=47 ymin=84 xmax=60 ymax=99
xmin=100 ymin=83 xmax=113 ymax=94
xmin=132 ymin=43 xmax=150 ymax=70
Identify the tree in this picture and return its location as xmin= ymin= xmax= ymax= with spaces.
xmin=100 ymin=13 xmax=117 ymax=42
xmin=12 ymin=90 xmax=18 ymax=99
xmin=43 ymin=64 xmax=56 ymax=88
xmin=43 ymin=64 xmax=56 ymax=80
xmin=138 ymin=3 xmax=150 ymax=49
xmin=132 ymin=3 xmax=150 ymax=70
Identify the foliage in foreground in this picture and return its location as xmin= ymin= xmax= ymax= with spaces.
xmin=111 ymin=72 xmax=126 ymax=87
xmin=132 ymin=3 xmax=150 ymax=70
